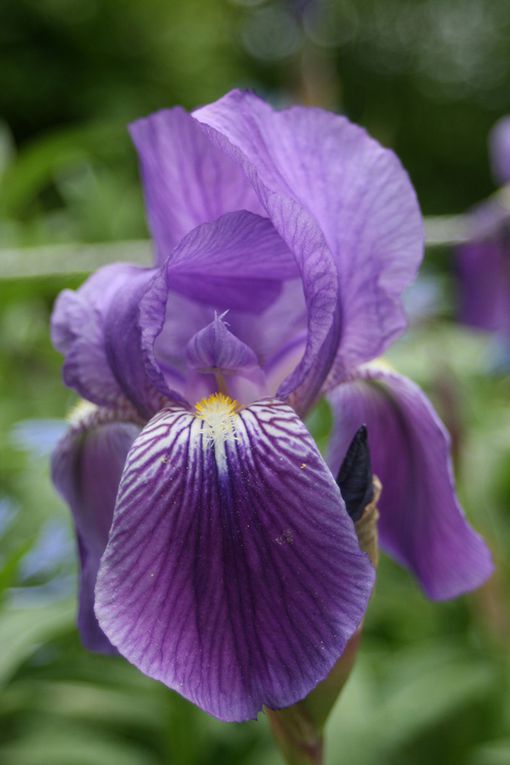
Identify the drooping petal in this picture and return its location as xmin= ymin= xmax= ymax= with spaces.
xmin=51 ymin=264 xmax=139 ymax=409
xmin=51 ymin=263 xmax=165 ymax=418
xmin=327 ymin=365 xmax=494 ymax=600
xmin=195 ymin=90 xmax=423 ymax=401
xmin=51 ymin=405 xmax=141 ymax=652
xmin=95 ymin=398 xmax=374 ymax=722
xmin=489 ymin=116 xmax=510 ymax=184
xmin=102 ymin=266 xmax=169 ymax=417
xmin=129 ymin=108 xmax=264 ymax=264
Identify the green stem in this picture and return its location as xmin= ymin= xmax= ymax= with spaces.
xmin=266 ymin=630 xmax=362 ymax=765
xmin=267 ymin=480 xmax=381 ymax=765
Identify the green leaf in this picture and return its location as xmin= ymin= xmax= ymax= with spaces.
xmin=0 ymin=602 xmax=74 ymax=684
xmin=0 ymin=722 xmax=159 ymax=765
xmin=325 ymin=645 xmax=494 ymax=765
xmin=468 ymin=741 xmax=510 ymax=765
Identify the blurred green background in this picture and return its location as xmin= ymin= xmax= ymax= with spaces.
xmin=1 ymin=1 xmax=509 ymax=764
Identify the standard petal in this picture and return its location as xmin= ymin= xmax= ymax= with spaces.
xmin=166 ymin=210 xmax=298 ymax=312
xmin=129 ymin=108 xmax=264 ymax=263
xmin=95 ymin=399 xmax=374 ymax=722
xmin=140 ymin=211 xmax=304 ymax=401
xmin=51 ymin=405 xmax=141 ymax=652
xmin=327 ymin=365 xmax=494 ymax=600
xmin=195 ymin=91 xmax=423 ymax=399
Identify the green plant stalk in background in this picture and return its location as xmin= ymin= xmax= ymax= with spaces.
xmin=4 ymin=199 xmax=510 ymax=280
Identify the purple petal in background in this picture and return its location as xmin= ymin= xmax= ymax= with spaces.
xmin=456 ymin=239 xmax=510 ymax=334
xmin=10 ymin=419 xmax=68 ymax=458
xmin=52 ymin=408 xmax=141 ymax=652
xmin=489 ymin=116 xmax=510 ymax=185
xmin=96 ymin=399 xmax=374 ymax=721
xmin=327 ymin=365 xmax=494 ymax=600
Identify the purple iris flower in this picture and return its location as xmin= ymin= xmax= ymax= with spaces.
xmin=457 ymin=117 xmax=510 ymax=335
xmin=51 ymin=90 xmax=493 ymax=722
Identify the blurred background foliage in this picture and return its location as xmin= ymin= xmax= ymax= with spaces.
xmin=1 ymin=0 xmax=509 ymax=763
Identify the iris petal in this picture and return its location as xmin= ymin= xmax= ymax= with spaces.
xmin=51 ymin=263 xmax=163 ymax=418
xmin=140 ymin=211 xmax=302 ymax=401
xmin=327 ymin=365 xmax=494 ymax=599
xmin=129 ymin=108 xmax=264 ymax=263
xmin=195 ymin=90 xmax=423 ymax=404
xmin=51 ymin=264 xmax=143 ymax=409
xmin=490 ymin=116 xmax=510 ymax=184
xmin=95 ymin=399 xmax=374 ymax=721
xmin=51 ymin=407 xmax=141 ymax=652
xmin=456 ymin=239 xmax=510 ymax=334
xmin=186 ymin=314 xmax=258 ymax=373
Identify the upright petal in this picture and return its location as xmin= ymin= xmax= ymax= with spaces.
xmin=96 ymin=398 xmax=374 ymax=722
xmin=51 ymin=405 xmax=141 ymax=652
xmin=129 ymin=108 xmax=264 ymax=263
xmin=195 ymin=91 xmax=423 ymax=400
xmin=166 ymin=210 xmax=298 ymax=311
xmin=139 ymin=211 xmax=303 ymax=400
xmin=327 ymin=365 xmax=493 ymax=600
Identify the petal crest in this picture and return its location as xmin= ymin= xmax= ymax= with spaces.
xmin=327 ymin=365 xmax=494 ymax=600
xmin=95 ymin=399 xmax=374 ymax=721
